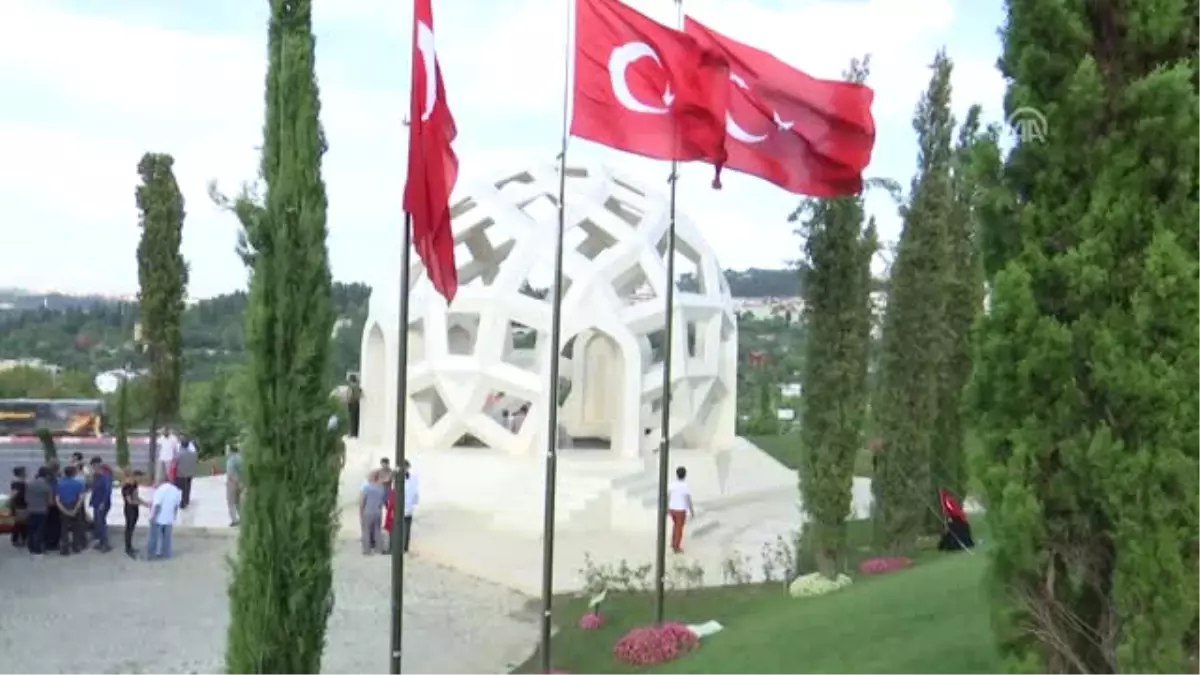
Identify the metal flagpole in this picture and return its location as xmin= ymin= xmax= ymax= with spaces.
xmin=539 ymin=0 xmax=575 ymax=671
xmin=390 ymin=208 xmax=413 ymax=674
xmin=653 ymin=0 xmax=685 ymax=627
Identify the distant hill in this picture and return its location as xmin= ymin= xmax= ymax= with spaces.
xmin=0 ymin=268 xmax=800 ymax=380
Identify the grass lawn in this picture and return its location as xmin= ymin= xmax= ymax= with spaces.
xmin=517 ymin=549 xmax=998 ymax=674
xmin=747 ymin=433 xmax=876 ymax=478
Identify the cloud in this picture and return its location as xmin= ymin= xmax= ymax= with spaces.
xmin=0 ymin=0 xmax=1005 ymax=298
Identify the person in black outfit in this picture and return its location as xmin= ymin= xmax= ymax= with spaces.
xmin=347 ymin=375 xmax=362 ymax=438
xmin=121 ymin=469 xmax=147 ymax=558
xmin=9 ymin=467 xmax=28 ymax=547
xmin=44 ymin=460 xmax=61 ymax=551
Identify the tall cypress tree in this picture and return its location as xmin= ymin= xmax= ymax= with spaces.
xmin=114 ymin=378 xmax=131 ymax=468
xmin=930 ymin=105 xmax=986 ymax=504
xmin=792 ymin=57 xmax=877 ymax=577
xmin=873 ymin=51 xmax=956 ymax=548
xmin=224 ymin=0 xmax=338 ymax=671
xmin=135 ymin=151 xmax=188 ymax=467
xmin=969 ymin=0 xmax=1198 ymax=669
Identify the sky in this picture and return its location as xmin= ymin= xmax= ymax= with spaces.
xmin=0 ymin=0 xmax=1009 ymax=300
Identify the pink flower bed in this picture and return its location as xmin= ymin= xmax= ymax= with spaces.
xmin=579 ymin=612 xmax=606 ymax=630
xmin=858 ymin=556 xmax=913 ymax=575
xmin=613 ymin=622 xmax=698 ymax=666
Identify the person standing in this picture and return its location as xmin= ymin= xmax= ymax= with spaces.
xmin=385 ymin=460 xmax=419 ymax=555
xmin=667 ymin=466 xmax=695 ymax=554
xmin=146 ymin=476 xmax=183 ymax=560
xmin=174 ymin=437 xmax=197 ymax=509
xmin=155 ymin=429 xmax=177 ymax=484
xmin=121 ymin=469 xmax=148 ymax=558
xmin=88 ymin=458 xmax=114 ymax=553
xmin=359 ymin=470 xmax=386 ymax=555
xmin=44 ymin=460 xmax=61 ymax=551
xmin=9 ymin=467 xmax=28 ymax=548
xmin=23 ymin=467 xmax=52 ymax=555
xmin=346 ymin=375 xmax=362 ymax=438
xmin=225 ymin=445 xmax=244 ymax=527
xmin=55 ymin=465 xmax=87 ymax=556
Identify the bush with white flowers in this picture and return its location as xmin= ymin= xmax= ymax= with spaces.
xmin=787 ymin=572 xmax=852 ymax=598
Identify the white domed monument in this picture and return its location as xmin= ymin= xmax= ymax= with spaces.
xmin=343 ymin=162 xmax=806 ymax=590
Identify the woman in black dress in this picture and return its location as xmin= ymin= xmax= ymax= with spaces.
xmin=121 ymin=470 xmax=148 ymax=558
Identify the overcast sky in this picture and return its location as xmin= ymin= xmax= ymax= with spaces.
xmin=0 ymin=0 xmax=1007 ymax=299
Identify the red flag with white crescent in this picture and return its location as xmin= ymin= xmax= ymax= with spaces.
xmin=402 ymin=0 xmax=459 ymax=302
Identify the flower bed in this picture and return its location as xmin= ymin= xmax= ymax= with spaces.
xmin=788 ymin=572 xmax=852 ymax=598
xmin=858 ymin=556 xmax=912 ymax=575
xmin=613 ymin=622 xmax=698 ymax=666
xmin=579 ymin=612 xmax=606 ymax=630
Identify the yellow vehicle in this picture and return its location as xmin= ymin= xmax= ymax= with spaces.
xmin=0 ymin=398 xmax=105 ymax=437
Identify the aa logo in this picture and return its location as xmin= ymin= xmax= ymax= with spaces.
xmin=1008 ymin=106 xmax=1048 ymax=144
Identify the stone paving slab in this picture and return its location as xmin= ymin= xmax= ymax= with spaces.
xmin=0 ymin=535 xmax=539 ymax=674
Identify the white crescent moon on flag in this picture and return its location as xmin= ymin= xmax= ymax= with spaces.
xmin=416 ymin=21 xmax=438 ymax=122
xmin=608 ymin=42 xmax=670 ymax=115
xmin=727 ymin=72 xmax=767 ymax=144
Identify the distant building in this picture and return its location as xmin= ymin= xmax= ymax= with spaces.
xmin=0 ymin=358 xmax=61 ymax=374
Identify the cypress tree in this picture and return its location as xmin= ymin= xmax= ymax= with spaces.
xmin=115 ymin=378 xmax=131 ymax=468
xmin=792 ymin=56 xmax=877 ymax=577
xmin=873 ymin=51 xmax=956 ymax=548
xmin=969 ymin=0 xmax=1199 ymax=669
xmin=224 ymin=0 xmax=338 ymax=670
xmin=929 ymin=105 xmax=986 ymax=505
xmin=135 ymin=152 xmax=188 ymax=469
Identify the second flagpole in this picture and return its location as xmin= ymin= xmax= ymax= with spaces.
xmin=538 ymin=0 xmax=576 ymax=671
xmin=653 ymin=0 xmax=685 ymax=627
xmin=389 ymin=207 xmax=412 ymax=675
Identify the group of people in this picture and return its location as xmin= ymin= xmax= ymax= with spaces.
xmin=8 ymin=450 xmax=190 ymax=560
xmin=359 ymin=457 xmax=419 ymax=555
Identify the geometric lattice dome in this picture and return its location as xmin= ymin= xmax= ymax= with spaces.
xmin=360 ymin=162 xmax=738 ymax=459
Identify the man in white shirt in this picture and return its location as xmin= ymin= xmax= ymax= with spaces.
xmin=147 ymin=477 xmax=183 ymax=560
xmin=155 ymin=429 xmax=179 ymax=483
xmin=667 ymin=466 xmax=695 ymax=554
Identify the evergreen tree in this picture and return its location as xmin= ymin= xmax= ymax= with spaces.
xmin=969 ymin=0 xmax=1199 ymax=669
xmin=135 ymin=152 xmax=188 ymax=469
xmin=224 ymin=0 xmax=338 ymax=670
xmin=873 ymin=51 xmax=956 ymax=548
xmin=929 ymin=104 xmax=986 ymax=504
xmin=791 ymin=56 xmax=877 ymax=577
xmin=115 ymin=378 xmax=131 ymax=468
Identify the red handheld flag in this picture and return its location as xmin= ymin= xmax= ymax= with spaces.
xmin=403 ymin=0 xmax=459 ymax=303
xmin=939 ymin=488 xmax=967 ymax=521
xmin=572 ymin=0 xmax=729 ymax=170
xmin=684 ymin=18 xmax=876 ymax=197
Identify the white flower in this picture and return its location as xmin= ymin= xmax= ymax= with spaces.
xmin=787 ymin=572 xmax=853 ymax=598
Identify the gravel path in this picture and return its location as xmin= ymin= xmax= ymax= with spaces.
xmin=0 ymin=535 xmax=539 ymax=674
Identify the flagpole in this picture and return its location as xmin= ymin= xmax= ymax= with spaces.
xmin=539 ymin=0 xmax=575 ymax=671
xmin=653 ymin=0 xmax=686 ymax=627
xmin=389 ymin=207 xmax=412 ymax=674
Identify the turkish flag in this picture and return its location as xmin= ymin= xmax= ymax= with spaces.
xmin=403 ymin=0 xmax=459 ymax=303
xmin=939 ymin=488 xmax=967 ymax=521
xmin=572 ymin=0 xmax=729 ymax=169
xmin=684 ymin=18 xmax=876 ymax=197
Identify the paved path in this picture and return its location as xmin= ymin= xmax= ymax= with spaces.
xmin=0 ymin=536 xmax=539 ymax=674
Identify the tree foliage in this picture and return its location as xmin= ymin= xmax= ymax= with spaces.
xmin=968 ymin=0 xmax=1199 ymax=669
xmin=873 ymin=51 xmax=957 ymax=547
xmin=135 ymin=151 xmax=188 ymax=472
xmin=791 ymin=56 xmax=878 ymax=578
xmin=224 ymin=0 xmax=339 ymax=670
xmin=930 ymin=104 xmax=987 ymax=504
xmin=114 ymin=378 xmax=131 ymax=467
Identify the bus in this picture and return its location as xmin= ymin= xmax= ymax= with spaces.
xmin=0 ymin=398 xmax=105 ymax=437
